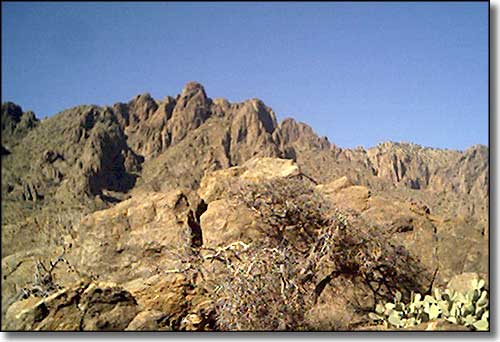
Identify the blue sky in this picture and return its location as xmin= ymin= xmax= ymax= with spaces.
xmin=2 ymin=2 xmax=488 ymax=150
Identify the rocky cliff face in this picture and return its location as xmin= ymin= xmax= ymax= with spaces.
xmin=1 ymin=82 xmax=488 ymax=331
xmin=2 ymin=102 xmax=39 ymax=152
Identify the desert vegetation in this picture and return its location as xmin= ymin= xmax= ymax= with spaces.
xmin=157 ymin=177 xmax=439 ymax=330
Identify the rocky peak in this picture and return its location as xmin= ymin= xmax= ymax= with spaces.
xmin=275 ymin=118 xmax=330 ymax=151
xmin=1 ymin=102 xmax=24 ymax=125
xmin=247 ymin=99 xmax=277 ymax=134
xmin=180 ymin=81 xmax=207 ymax=99
xmin=127 ymin=93 xmax=158 ymax=124
xmin=224 ymin=99 xmax=280 ymax=165
xmin=166 ymin=82 xmax=212 ymax=146
xmin=211 ymin=98 xmax=232 ymax=117
xmin=123 ymin=95 xmax=177 ymax=159
xmin=1 ymin=102 xmax=39 ymax=147
xmin=149 ymin=96 xmax=176 ymax=126
xmin=462 ymin=144 xmax=488 ymax=159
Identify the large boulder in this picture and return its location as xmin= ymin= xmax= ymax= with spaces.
xmin=65 ymin=189 xmax=206 ymax=283
xmin=316 ymin=181 xmax=371 ymax=214
xmin=123 ymin=273 xmax=213 ymax=331
xmin=198 ymin=157 xmax=300 ymax=203
xmin=315 ymin=176 xmax=353 ymax=194
xmin=316 ymin=176 xmax=438 ymax=283
xmin=200 ymin=199 xmax=261 ymax=248
xmin=304 ymin=276 xmax=374 ymax=330
xmin=199 ymin=157 xmax=301 ymax=248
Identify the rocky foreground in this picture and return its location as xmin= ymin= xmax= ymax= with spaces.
xmin=1 ymin=83 xmax=488 ymax=331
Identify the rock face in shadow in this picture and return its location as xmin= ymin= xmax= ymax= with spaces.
xmin=2 ymin=102 xmax=39 ymax=148
xmin=1 ymin=82 xmax=488 ymax=331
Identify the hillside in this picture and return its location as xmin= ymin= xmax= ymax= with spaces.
xmin=1 ymin=82 xmax=489 ymax=331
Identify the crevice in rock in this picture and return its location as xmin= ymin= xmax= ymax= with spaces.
xmin=187 ymin=212 xmax=203 ymax=248
xmin=222 ymin=130 xmax=232 ymax=166
xmin=188 ymin=199 xmax=208 ymax=248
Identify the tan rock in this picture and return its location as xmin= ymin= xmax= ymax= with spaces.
xmin=360 ymin=196 xmax=439 ymax=278
xmin=125 ymin=309 xmax=168 ymax=331
xmin=409 ymin=319 xmax=470 ymax=331
xmin=123 ymin=273 xmax=212 ymax=331
xmin=315 ymin=176 xmax=353 ymax=195
xmin=447 ymin=272 xmax=481 ymax=295
xmin=123 ymin=273 xmax=189 ymax=316
xmin=66 ymin=189 xmax=205 ymax=283
xmin=198 ymin=167 xmax=242 ymax=203
xmin=198 ymin=157 xmax=299 ymax=203
xmin=4 ymin=281 xmax=138 ymax=331
xmin=320 ymin=184 xmax=370 ymax=213
xmin=305 ymin=277 xmax=373 ymax=331
xmin=198 ymin=157 xmax=300 ymax=247
xmin=200 ymin=199 xmax=261 ymax=247
xmin=240 ymin=157 xmax=299 ymax=181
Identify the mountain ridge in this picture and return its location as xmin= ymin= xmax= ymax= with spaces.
xmin=1 ymin=81 xmax=489 ymax=330
xmin=2 ymin=82 xmax=488 ymax=216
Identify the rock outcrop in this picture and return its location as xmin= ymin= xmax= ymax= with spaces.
xmin=4 ymin=281 xmax=139 ymax=331
xmin=1 ymin=102 xmax=39 ymax=148
xmin=166 ymin=82 xmax=212 ymax=146
xmin=65 ymin=189 xmax=206 ymax=283
xmin=199 ymin=157 xmax=300 ymax=247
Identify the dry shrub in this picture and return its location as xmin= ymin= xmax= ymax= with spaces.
xmin=229 ymin=177 xmax=330 ymax=253
xmin=199 ymin=178 xmax=430 ymax=330
xmin=214 ymin=245 xmax=310 ymax=331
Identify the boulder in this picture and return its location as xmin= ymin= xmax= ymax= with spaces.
xmin=315 ymin=176 xmax=353 ymax=195
xmin=123 ymin=273 xmax=191 ymax=318
xmin=317 ymin=183 xmax=370 ymax=214
xmin=305 ymin=277 xmax=373 ymax=330
xmin=66 ymin=189 xmax=206 ymax=283
xmin=125 ymin=309 xmax=169 ymax=331
xmin=200 ymin=199 xmax=261 ymax=247
xmin=4 ymin=281 xmax=139 ymax=331
xmin=198 ymin=157 xmax=301 ymax=247
xmin=198 ymin=157 xmax=300 ymax=203
xmin=240 ymin=157 xmax=299 ymax=181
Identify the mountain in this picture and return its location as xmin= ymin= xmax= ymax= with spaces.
xmin=1 ymin=82 xmax=488 ymax=331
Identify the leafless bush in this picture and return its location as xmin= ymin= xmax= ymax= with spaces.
xmin=229 ymin=177 xmax=330 ymax=253
xmin=15 ymin=246 xmax=80 ymax=302
xmin=164 ymin=178 xmax=431 ymax=330
xmin=213 ymin=244 xmax=311 ymax=331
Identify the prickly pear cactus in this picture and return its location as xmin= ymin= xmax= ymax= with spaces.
xmin=369 ymin=278 xmax=489 ymax=331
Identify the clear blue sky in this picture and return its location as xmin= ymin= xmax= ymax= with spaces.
xmin=2 ymin=2 xmax=488 ymax=150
